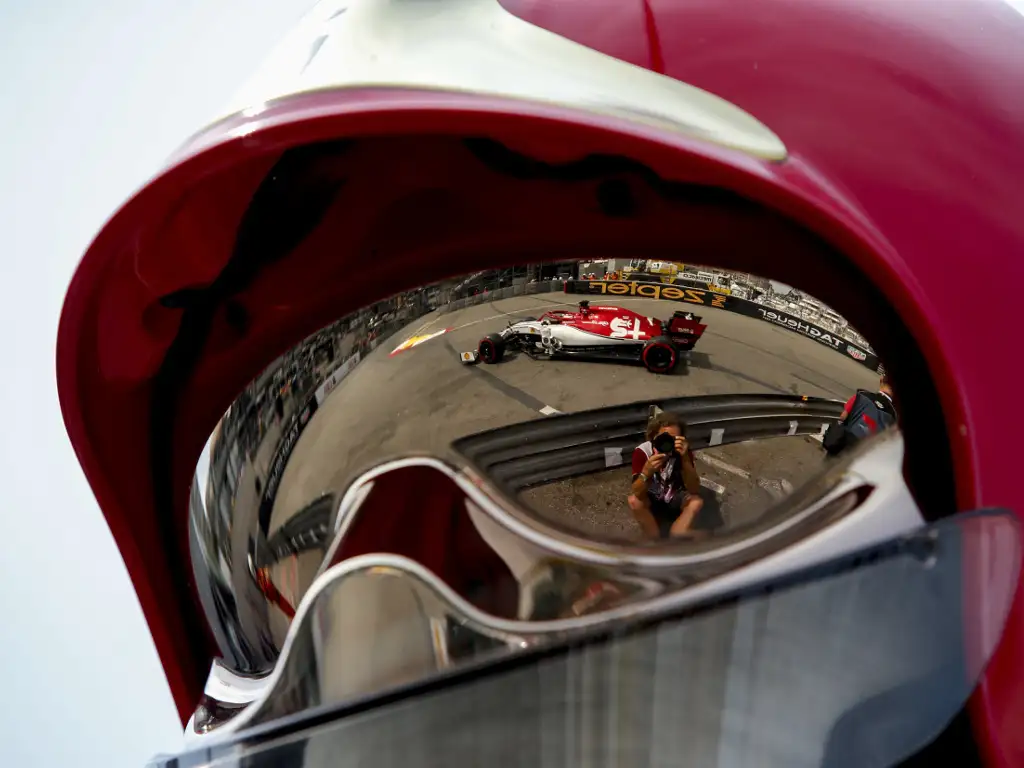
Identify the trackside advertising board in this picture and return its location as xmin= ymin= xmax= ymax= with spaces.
xmin=564 ymin=280 xmax=882 ymax=373
xmin=257 ymin=352 xmax=361 ymax=534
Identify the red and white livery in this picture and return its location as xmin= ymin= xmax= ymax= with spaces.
xmin=465 ymin=300 xmax=706 ymax=373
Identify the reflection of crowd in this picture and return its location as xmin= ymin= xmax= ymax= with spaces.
xmin=198 ymin=286 xmax=439 ymax=572
xmin=666 ymin=264 xmax=873 ymax=352
xmin=190 ymin=283 xmax=447 ymax=664
xmin=444 ymin=263 xmax=578 ymax=301
xmin=752 ymin=293 xmax=872 ymax=351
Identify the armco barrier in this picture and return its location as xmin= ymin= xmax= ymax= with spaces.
xmin=451 ymin=394 xmax=843 ymax=494
xmin=266 ymin=493 xmax=336 ymax=564
xmin=564 ymin=279 xmax=882 ymax=374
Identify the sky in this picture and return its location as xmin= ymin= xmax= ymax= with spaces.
xmin=0 ymin=2 xmax=314 ymax=766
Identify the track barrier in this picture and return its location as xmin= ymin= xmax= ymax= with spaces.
xmin=452 ymin=393 xmax=843 ymax=494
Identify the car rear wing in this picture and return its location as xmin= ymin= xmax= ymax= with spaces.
xmin=668 ymin=314 xmax=706 ymax=337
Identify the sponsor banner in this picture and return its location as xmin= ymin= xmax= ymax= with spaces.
xmin=258 ymin=395 xmax=319 ymax=534
xmin=564 ymin=280 xmax=881 ymax=371
xmin=258 ymin=350 xmax=368 ymax=534
xmin=749 ymin=307 xmax=846 ymax=349
xmin=314 ymin=351 xmax=361 ymax=405
xmin=623 ymin=272 xmax=732 ymax=294
xmin=569 ymin=279 xmax=732 ymax=309
xmin=735 ymin=306 xmax=878 ymax=368
xmin=390 ymin=327 xmax=452 ymax=356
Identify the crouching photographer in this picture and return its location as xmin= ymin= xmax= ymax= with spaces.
xmin=628 ymin=413 xmax=704 ymax=540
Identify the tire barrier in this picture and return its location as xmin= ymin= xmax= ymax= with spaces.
xmin=563 ymin=279 xmax=883 ymax=374
xmin=451 ymin=394 xmax=844 ymax=495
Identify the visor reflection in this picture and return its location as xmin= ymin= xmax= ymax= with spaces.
xmin=166 ymin=510 xmax=1019 ymax=768
xmin=189 ymin=261 xmax=914 ymax=735
xmin=192 ymin=264 xmax=897 ymax=679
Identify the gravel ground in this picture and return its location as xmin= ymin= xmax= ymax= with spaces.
xmin=520 ymin=435 xmax=828 ymax=540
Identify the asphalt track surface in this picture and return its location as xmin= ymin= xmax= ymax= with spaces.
xmin=270 ymin=293 xmax=880 ymax=537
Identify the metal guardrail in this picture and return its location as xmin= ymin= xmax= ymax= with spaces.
xmin=452 ymin=394 xmax=844 ymax=494
xmin=265 ymin=493 xmax=336 ymax=565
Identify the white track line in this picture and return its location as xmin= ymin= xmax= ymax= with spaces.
xmin=697 ymin=453 xmax=795 ymax=500
xmin=695 ymin=452 xmax=751 ymax=480
xmin=700 ymin=477 xmax=727 ymax=497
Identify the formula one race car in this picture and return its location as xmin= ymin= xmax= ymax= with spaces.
xmin=461 ymin=301 xmax=706 ymax=373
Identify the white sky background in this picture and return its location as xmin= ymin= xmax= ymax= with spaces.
xmin=0 ymin=2 xmax=314 ymax=766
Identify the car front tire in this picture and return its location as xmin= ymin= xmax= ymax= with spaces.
xmin=478 ymin=334 xmax=506 ymax=364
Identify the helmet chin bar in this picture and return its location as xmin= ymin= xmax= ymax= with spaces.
xmin=187 ymin=429 xmax=922 ymax=740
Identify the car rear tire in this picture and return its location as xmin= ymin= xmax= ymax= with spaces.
xmin=642 ymin=337 xmax=679 ymax=373
xmin=478 ymin=334 xmax=506 ymax=364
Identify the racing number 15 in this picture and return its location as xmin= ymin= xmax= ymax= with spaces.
xmin=610 ymin=316 xmax=643 ymax=340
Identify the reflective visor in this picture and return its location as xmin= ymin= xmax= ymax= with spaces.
xmin=158 ymin=510 xmax=1018 ymax=768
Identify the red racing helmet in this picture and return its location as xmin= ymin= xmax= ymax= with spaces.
xmin=56 ymin=0 xmax=1024 ymax=765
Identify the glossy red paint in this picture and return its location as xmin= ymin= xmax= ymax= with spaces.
xmin=57 ymin=1 xmax=1024 ymax=762
xmin=540 ymin=304 xmax=663 ymax=340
